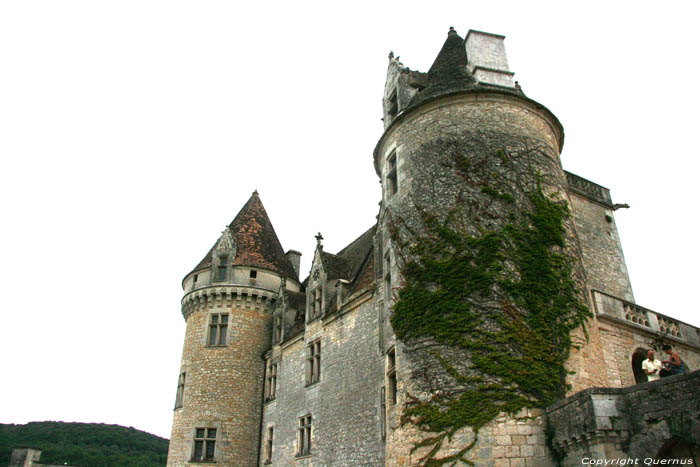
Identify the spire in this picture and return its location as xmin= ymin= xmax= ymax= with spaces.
xmin=189 ymin=193 xmax=298 ymax=280
xmin=408 ymin=27 xmax=477 ymax=108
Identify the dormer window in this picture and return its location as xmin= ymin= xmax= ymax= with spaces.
xmin=387 ymin=89 xmax=398 ymax=120
xmin=386 ymin=151 xmax=398 ymax=197
xmin=309 ymin=287 xmax=322 ymax=321
xmin=216 ymin=255 xmax=229 ymax=281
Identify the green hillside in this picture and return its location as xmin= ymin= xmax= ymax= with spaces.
xmin=0 ymin=421 xmax=168 ymax=467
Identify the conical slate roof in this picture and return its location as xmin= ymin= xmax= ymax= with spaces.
xmin=408 ymin=27 xmax=479 ymax=108
xmin=190 ymin=192 xmax=298 ymax=280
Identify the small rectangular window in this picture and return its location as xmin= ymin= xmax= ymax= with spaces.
xmin=208 ymin=313 xmax=228 ymax=346
xmin=310 ymin=288 xmax=322 ymax=320
xmin=387 ymin=347 xmax=397 ymax=405
xmin=216 ymin=255 xmax=229 ymax=281
xmin=387 ymin=89 xmax=398 ymax=119
xmin=306 ymin=340 xmax=321 ymax=386
xmin=250 ymin=270 xmax=257 ymax=278
xmin=265 ymin=359 xmax=277 ymax=401
xmin=193 ymin=427 xmax=216 ymax=461
xmin=265 ymin=426 xmax=274 ymax=463
xmin=274 ymin=316 xmax=282 ymax=343
xmin=380 ymin=386 xmax=387 ymax=439
xmin=384 ymin=251 xmax=392 ymax=304
xmin=386 ymin=151 xmax=398 ymax=197
xmin=174 ymin=372 xmax=186 ymax=409
xmin=297 ymin=415 xmax=312 ymax=456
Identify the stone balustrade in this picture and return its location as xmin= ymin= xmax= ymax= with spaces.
xmin=592 ymin=290 xmax=700 ymax=349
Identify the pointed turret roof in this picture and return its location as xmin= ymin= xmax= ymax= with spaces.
xmin=408 ymin=27 xmax=478 ymax=108
xmin=190 ymin=191 xmax=298 ymax=280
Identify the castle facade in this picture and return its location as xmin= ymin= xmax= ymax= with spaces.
xmin=166 ymin=28 xmax=700 ymax=466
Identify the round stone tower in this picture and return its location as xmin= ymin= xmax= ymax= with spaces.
xmin=375 ymin=29 xmax=602 ymax=464
xmin=167 ymin=191 xmax=301 ymax=466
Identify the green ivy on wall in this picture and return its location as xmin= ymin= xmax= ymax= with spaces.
xmin=388 ymin=143 xmax=590 ymax=466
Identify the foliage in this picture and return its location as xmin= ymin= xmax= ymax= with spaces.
xmin=0 ymin=421 xmax=168 ymax=467
xmin=388 ymin=140 xmax=590 ymax=465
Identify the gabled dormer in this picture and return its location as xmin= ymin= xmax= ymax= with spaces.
xmin=382 ymin=52 xmax=427 ymax=129
xmin=306 ymin=233 xmax=327 ymax=323
xmin=212 ymin=227 xmax=236 ymax=282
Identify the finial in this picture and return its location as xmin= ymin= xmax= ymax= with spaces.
xmin=448 ymin=26 xmax=456 ymax=35
xmin=389 ymin=51 xmax=394 ymax=59
xmin=253 ymin=189 xmax=258 ymax=195
xmin=514 ymin=81 xmax=522 ymax=93
xmin=315 ymin=232 xmax=324 ymax=246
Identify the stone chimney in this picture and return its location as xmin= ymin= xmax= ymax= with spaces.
xmin=285 ymin=250 xmax=302 ymax=279
xmin=465 ymin=30 xmax=515 ymax=87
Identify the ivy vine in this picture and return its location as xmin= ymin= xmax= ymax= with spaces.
xmin=388 ymin=139 xmax=590 ymax=466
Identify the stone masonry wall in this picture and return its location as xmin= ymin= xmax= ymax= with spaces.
xmin=260 ymin=293 xmax=385 ymax=466
xmin=167 ymin=290 xmax=273 ymax=466
xmin=568 ymin=189 xmax=634 ymax=302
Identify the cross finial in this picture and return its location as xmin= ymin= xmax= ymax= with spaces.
xmin=315 ymin=232 xmax=324 ymax=246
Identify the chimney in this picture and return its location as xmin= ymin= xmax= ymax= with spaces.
xmin=285 ymin=250 xmax=302 ymax=279
xmin=465 ymin=30 xmax=515 ymax=88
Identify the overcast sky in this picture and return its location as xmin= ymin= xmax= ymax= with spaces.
xmin=1 ymin=1 xmax=698 ymax=440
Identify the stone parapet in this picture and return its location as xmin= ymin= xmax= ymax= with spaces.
xmin=565 ymin=171 xmax=613 ymax=208
xmin=180 ymin=285 xmax=276 ymax=319
xmin=547 ymin=370 xmax=700 ymax=464
xmin=593 ymin=290 xmax=700 ymax=350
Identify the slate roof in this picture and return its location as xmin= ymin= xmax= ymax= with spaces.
xmin=334 ymin=225 xmax=376 ymax=283
xmin=189 ymin=192 xmax=298 ymax=280
xmin=319 ymin=252 xmax=352 ymax=281
xmin=287 ymin=290 xmax=306 ymax=311
xmin=407 ymin=27 xmax=477 ymax=109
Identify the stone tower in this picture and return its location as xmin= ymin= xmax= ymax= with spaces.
xmin=166 ymin=191 xmax=301 ymax=466
xmin=374 ymin=28 xmax=607 ymax=464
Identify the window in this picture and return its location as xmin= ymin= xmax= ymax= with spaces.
xmin=265 ymin=359 xmax=277 ymax=401
xmin=274 ymin=316 xmax=282 ymax=343
xmin=265 ymin=426 xmax=274 ymax=463
xmin=193 ymin=428 xmax=216 ymax=462
xmin=249 ymin=269 xmax=257 ymax=285
xmin=380 ymin=386 xmax=387 ymax=439
xmin=310 ymin=287 xmax=322 ymax=320
xmin=216 ymin=255 xmax=228 ymax=281
xmin=208 ymin=313 xmax=228 ymax=346
xmin=306 ymin=340 xmax=321 ymax=386
xmin=297 ymin=415 xmax=312 ymax=456
xmin=174 ymin=372 xmax=186 ymax=409
xmin=386 ymin=151 xmax=398 ymax=197
xmin=387 ymin=347 xmax=397 ymax=405
xmin=387 ymin=89 xmax=398 ymax=119
xmin=384 ymin=251 xmax=392 ymax=305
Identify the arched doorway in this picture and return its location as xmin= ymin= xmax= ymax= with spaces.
xmin=656 ymin=438 xmax=700 ymax=464
xmin=631 ymin=348 xmax=648 ymax=384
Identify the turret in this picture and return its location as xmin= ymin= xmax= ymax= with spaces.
xmin=167 ymin=191 xmax=300 ymax=466
xmin=375 ymin=28 xmax=597 ymax=465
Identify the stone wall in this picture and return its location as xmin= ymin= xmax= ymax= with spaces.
xmin=260 ymin=292 xmax=385 ymax=466
xmin=547 ymin=370 xmax=700 ymax=465
xmin=566 ymin=173 xmax=634 ymax=302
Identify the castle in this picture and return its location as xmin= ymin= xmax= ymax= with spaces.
xmin=166 ymin=28 xmax=700 ymax=466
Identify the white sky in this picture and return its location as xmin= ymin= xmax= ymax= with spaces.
xmin=1 ymin=1 xmax=698 ymax=440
